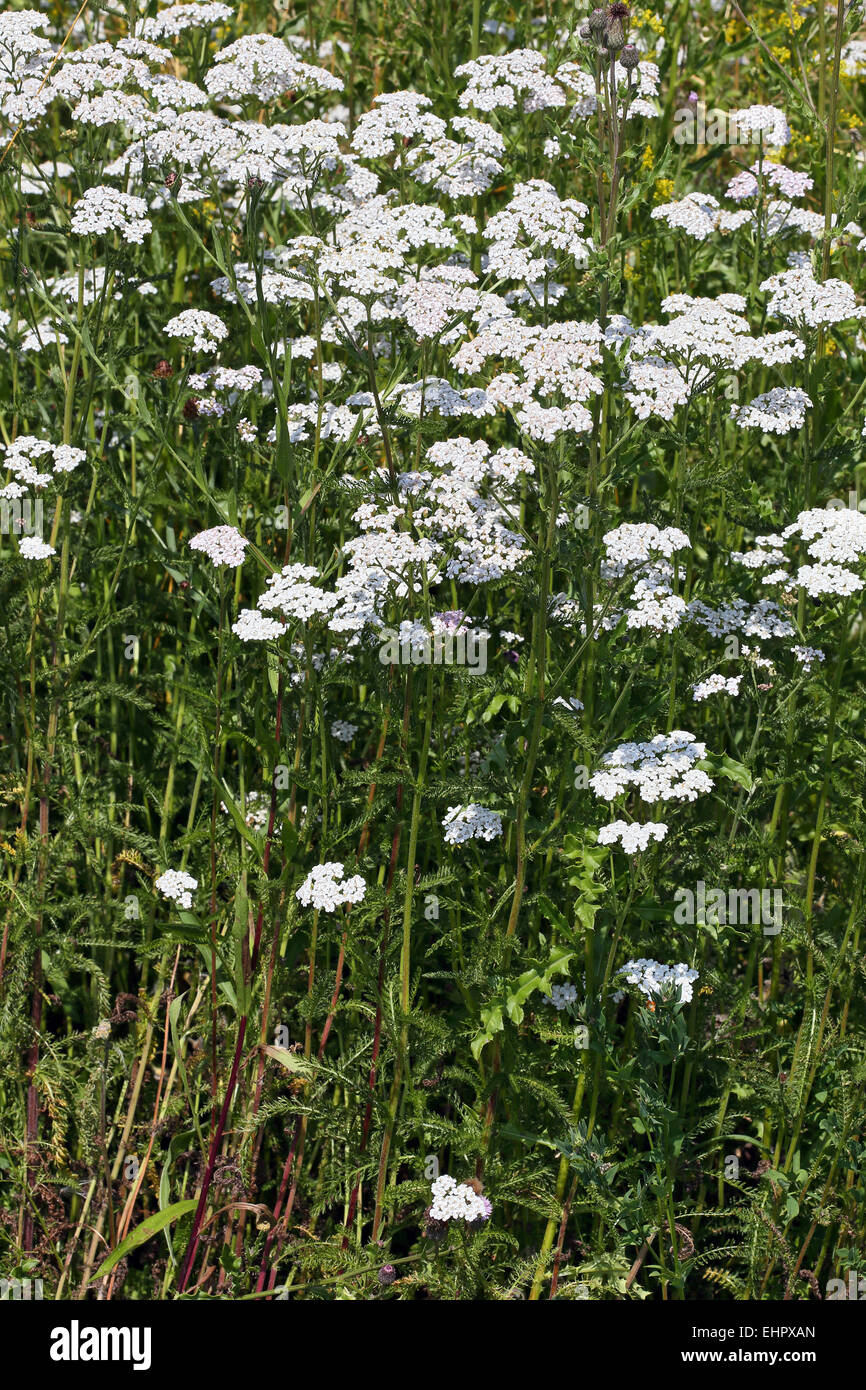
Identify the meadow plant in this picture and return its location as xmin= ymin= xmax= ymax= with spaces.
xmin=1 ymin=0 xmax=866 ymax=1306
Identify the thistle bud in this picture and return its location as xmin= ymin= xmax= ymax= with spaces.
xmin=579 ymin=24 xmax=591 ymax=39
xmin=620 ymin=43 xmax=640 ymax=70
xmin=378 ymin=1264 xmax=397 ymax=1286
xmin=587 ymin=8 xmax=608 ymax=41
xmin=604 ymin=2 xmax=630 ymax=52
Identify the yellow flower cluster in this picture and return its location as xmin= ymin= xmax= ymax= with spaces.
xmin=631 ymin=6 xmax=666 ymax=36
xmin=725 ymin=15 xmax=746 ymax=43
xmin=780 ymin=6 xmax=806 ymax=32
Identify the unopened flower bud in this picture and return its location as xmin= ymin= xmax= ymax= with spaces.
xmin=620 ymin=43 xmax=640 ymax=70
xmin=579 ymin=24 xmax=591 ymax=39
xmin=604 ymin=2 xmax=630 ymax=52
xmin=378 ymin=1264 xmax=396 ymax=1286
xmin=587 ymin=8 xmax=608 ymax=40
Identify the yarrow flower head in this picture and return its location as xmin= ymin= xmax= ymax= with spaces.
xmin=231 ymin=609 xmax=287 ymax=642
xmin=155 ymin=868 xmax=198 ymax=909
xmin=692 ymin=673 xmax=742 ymax=701
xmin=164 ymin=309 xmax=229 ymax=353
xmin=442 ymin=803 xmax=503 ymax=845
xmin=791 ymin=645 xmax=824 ymax=672
xmin=296 ymin=862 xmax=366 ymax=912
xmin=597 ymin=820 xmax=668 ymax=853
xmin=135 ymin=3 xmax=234 ymax=42
xmin=2 ymin=436 xmax=85 ymax=488
xmin=203 ymin=33 xmax=343 ymax=102
xmin=188 ymin=524 xmax=248 ymax=567
xmin=731 ymin=388 xmax=811 ymax=435
xmin=18 ymin=536 xmax=56 ymax=559
xmin=618 ymin=958 xmax=699 ymax=1004
xmin=187 ymin=522 xmax=247 ymax=567
xmin=602 ymin=523 xmax=691 ymax=576
xmin=591 ymin=732 xmax=713 ymax=803
xmin=70 ymin=185 xmax=152 ymax=243
xmin=429 ymin=1174 xmax=491 ymax=1223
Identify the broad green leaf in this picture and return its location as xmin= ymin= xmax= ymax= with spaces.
xmin=91 ymin=1200 xmax=197 ymax=1281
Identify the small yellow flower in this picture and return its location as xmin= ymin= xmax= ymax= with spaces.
xmin=782 ymin=8 xmax=805 ymax=31
xmin=641 ymin=144 xmax=655 ymax=172
xmin=654 ymin=177 xmax=674 ymax=202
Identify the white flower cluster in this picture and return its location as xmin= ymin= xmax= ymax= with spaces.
xmin=256 ymin=564 xmax=338 ymax=621
xmin=18 ymin=537 xmax=56 ymax=560
xmin=731 ymin=387 xmax=811 ymax=434
xmin=483 ymin=179 xmax=591 ymax=283
xmin=1 ymin=436 xmax=86 ymax=495
xmin=155 ymin=868 xmax=198 ymax=909
xmin=651 ymin=191 xmax=731 ymax=242
xmin=296 ymin=862 xmax=366 ymax=913
xmin=70 ymin=185 xmax=152 ymax=243
xmin=164 ymin=309 xmax=228 ymax=353
xmin=408 ymin=115 xmax=504 ymax=198
xmin=602 ymin=522 xmax=691 ymax=576
xmin=429 ymin=1174 xmax=491 ymax=1222
xmin=619 ymin=959 xmax=700 ymax=1005
xmin=442 ymin=804 xmax=503 ymax=845
xmin=783 ymin=507 xmax=866 ymax=564
xmin=330 ymin=720 xmax=357 ymax=743
xmin=136 ymin=3 xmax=234 ymax=42
xmin=187 ymin=364 xmax=264 ymax=394
xmin=548 ymin=982 xmax=578 ymax=1010
xmin=625 ymin=296 xmax=804 ymax=414
xmin=761 ymin=267 xmax=866 ymax=330
xmin=232 ymin=610 xmax=288 ymax=642
xmin=687 ymin=596 xmax=794 ymax=641
xmin=598 ymin=524 xmax=693 ymax=635
xmin=597 ymin=820 xmax=669 ymax=853
xmin=454 ymin=50 xmax=565 ymax=113
xmin=351 ymin=90 xmax=445 ymax=159
xmin=453 ymin=316 xmax=603 ymax=442
xmin=795 ymin=564 xmax=863 ymax=597
xmin=188 ymin=525 xmax=248 ymax=568
xmin=727 ymin=160 xmax=813 ymax=202
xmin=777 ymin=508 xmax=866 ymax=599
xmin=692 ymin=673 xmax=742 ymax=701
xmin=591 ymin=733 xmax=713 ymax=804
xmin=791 ymin=645 xmax=825 ymax=672
xmin=729 ymin=104 xmax=790 ymax=145
xmin=203 ymin=33 xmax=343 ymax=102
